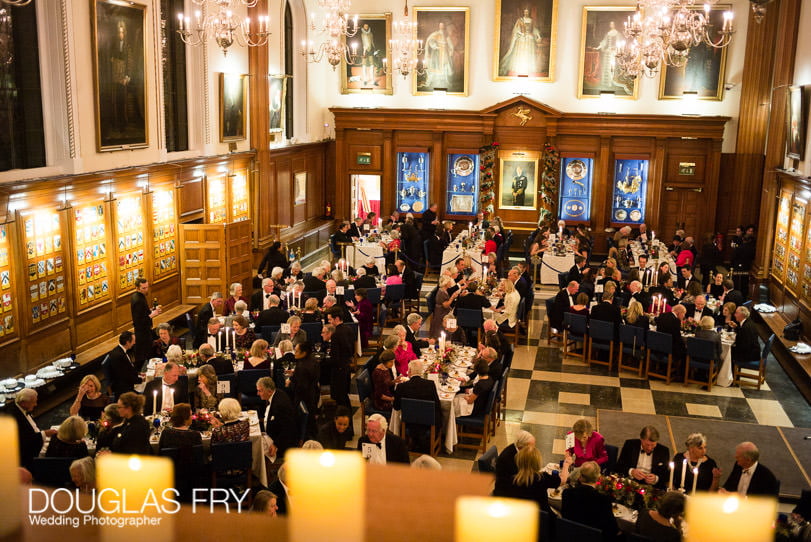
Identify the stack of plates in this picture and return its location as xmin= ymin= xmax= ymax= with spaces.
xmin=37 ymin=367 xmax=63 ymax=379
xmin=53 ymin=358 xmax=73 ymax=368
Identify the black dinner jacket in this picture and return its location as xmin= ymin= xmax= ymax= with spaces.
xmin=615 ymin=439 xmax=671 ymax=489
xmin=655 ymin=312 xmax=686 ymax=358
xmin=330 ymin=322 xmax=355 ymax=368
xmin=494 ymin=443 xmax=519 ymax=493
xmin=722 ymin=462 xmax=780 ymax=496
xmin=724 ymin=289 xmax=745 ymax=307
xmin=625 ymin=290 xmax=651 ymax=310
xmin=732 ymin=318 xmax=761 ymax=363
xmin=354 ymin=275 xmax=377 ymax=289
xmin=250 ymin=290 xmax=272 ymax=312
xmin=256 ymin=306 xmax=290 ymax=328
xmin=400 ymin=266 xmax=417 ymax=299
xmin=261 ymin=390 xmax=297 ymax=456
xmin=143 ymin=376 xmax=190 ymax=414
xmin=567 ymin=264 xmax=584 ymax=284
xmin=348 ymin=223 xmax=363 ymax=239
xmin=561 ymin=484 xmax=619 ymax=541
xmin=108 ymin=344 xmax=140 ymax=397
xmin=393 ymin=376 xmax=441 ymax=424
xmin=590 ymin=301 xmax=622 ymax=332
xmin=195 ymin=302 xmax=216 ymax=340
xmin=405 ymin=325 xmax=430 ymax=353
xmin=109 ymin=415 xmax=153 ymax=455
xmin=10 ymin=403 xmax=43 ymax=469
xmin=357 ymin=432 xmax=411 ymax=464
xmin=684 ymin=304 xmax=714 ymax=321
xmin=551 ymin=288 xmax=574 ymax=328
xmin=202 ymin=355 xmax=234 ymax=376
xmin=303 ymin=275 xmax=327 ymax=292
xmin=130 ymin=291 xmax=152 ymax=336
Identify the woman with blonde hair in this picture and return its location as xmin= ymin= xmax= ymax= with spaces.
xmin=565 ymin=419 xmax=608 ymax=468
xmin=165 ymin=344 xmax=184 ymax=365
xmin=46 ymin=416 xmax=89 ymax=458
xmin=671 ymin=433 xmax=721 ymax=492
xmin=69 ymin=374 xmax=109 ymax=420
xmin=624 ymin=301 xmax=649 ymax=329
xmin=211 ymin=398 xmax=250 ymax=443
xmin=494 ymin=445 xmax=568 ymax=512
xmin=430 ymin=275 xmax=460 ymax=337
xmin=246 ymin=338 xmax=271 ymax=370
xmin=70 ymin=457 xmax=96 ymax=493
xmin=494 ymin=278 xmax=520 ymax=331
xmin=196 ymin=364 xmax=220 ymax=410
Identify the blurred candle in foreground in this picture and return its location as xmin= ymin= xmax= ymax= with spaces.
xmin=686 ymin=494 xmax=777 ymax=542
xmin=286 ymin=449 xmax=365 ymax=542
xmin=0 ymin=416 xmax=21 ymax=538
xmin=455 ymin=497 xmax=538 ymax=542
xmin=97 ymin=454 xmax=175 ymax=542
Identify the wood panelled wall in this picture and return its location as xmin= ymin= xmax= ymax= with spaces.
xmin=331 ymin=97 xmax=728 ymax=252
xmin=0 ymin=152 xmax=253 ymax=376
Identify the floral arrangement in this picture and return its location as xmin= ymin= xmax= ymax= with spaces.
xmin=478 ymin=142 xmax=499 ymax=218
xmin=681 ymin=319 xmax=698 ymax=333
xmin=190 ymin=409 xmax=215 ymax=432
xmin=181 ymin=350 xmax=200 ymax=368
xmin=595 ymin=474 xmax=662 ymax=510
xmin=538 ymin=141 xmax=561 ymax=225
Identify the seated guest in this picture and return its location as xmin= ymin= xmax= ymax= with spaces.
xmin=363 ymin=333 xmax=399 ymax=376
xmin=69 ymin=457 xmax=96 ymax=493
xmin=441 ymin=314 xmax=467 ymax=344
xmin=256 ymin=295 xmax=290 ymax=327
xmin=317 ymin=406 xmax=353 ymax=450
xmin=721 ymin=278 xmax=744 ymax=307
xmin=158 ymin=403 xmax=202 ymax=452
xmin=276 ymin=340 xmax=296 ymax=390
xmin=656 ymin=305 xmax=688 ymax=376
xmin=256 ymin=377 xmax=297 ymax=456
xmin=251 ymin=490 xmax=279 ymax=517
xmin=46 ymin=416 xmax=89 ymax=458
xmin=494 ymin=446 xmax=567 ymax=513
xmin=300 ymin=297 xmax=321 ymax=323
xmin=152 ymin=323 xmax=180 ymax=359
xmin=194 ymin=317 xmax=223 ymax=349
xmin=459 ymin=359 xmax=495 ymax=417
xmin=195 ymin=292 xmax=223 ymax=341
xmin=562 ymin=461 xmax=620 ymax=542
xmin=721 ymin=441 xmax=780 ymax=497
xmin=268 ymin=464 xmax=290 ymax=516
xmin=165 ymin=344 xmax=184 ymax=366
xmin=385 ymin=264 xmax=403 ymax=285
xmin=226 ymin=300 xmax=250 ymax=326
xmin=223 ymin=282 xmax=247 ymax=317
xmin=303 ymin=267 xmax=327 ymax=293
xmin=430 ymin=276 xmax=460 ymax=338
xmin=694 ymin=316 xmax=723 ymax=362
xmin=568 ymin=292 xmax=590 ymax=317
xmin=678 ymin=280 xmax=703 ymax=306
xmin=494 ymin=430 xmax=536 ymax=493
xmin=638 ymin=254 xmax=656 ymax=289
xmin=246 ymin=339 xmax=272 ymax=370
xmin=251 ymin=277 xmax=277 ymax=311
xmin=69 ymin=375 xmax=109 ymax=421
xmin=393 ymin=359 xmax=441 ymax=453
xmin=357 ymin=413 xmax=410 ymax=465
xmin=565 ymin=418 xmax=608 ymax=468
xmin=381 ymin=230 xmax=401 ymax=261
xmin=672 ymin=433 xmax=721 ymax=492
xmin=678 ymin=264 xmax=700 ymax=291
xmin=195 ymin=364 xmax=220 ymax=411
xmin=590 ymin=291 xmax=622 ymax=341
xmin=394 ymin=259 xmax=417 ymax=298
xmin=361 ymin=258 xmax=380 ymax=278
xmin=481 ymin=319 xmax=506 ymax=357
xmin=393 ymin=324 xmax=418 ymax=376
xmin=706 ymin=272 xmax=725 ymax=299
xmin=624 ymin=302 xmax=650 ymax=330
xmin=616 ymin=425 xmax=670 ymax=489
xmin=550 ymin=282 xmax=579 ymax=333
xmin=372 ymin=351 xmax=397 ymax=412
xmin=567 ymin=255 xmax=588 ymax=284
xmin=456 ymin=281 xmax=491 ymax=311
xmin=650 ymin=275 xmax=677 ymax=308
xmin=198 ymin=343 xmax=233 ymax=376
xmin=211 ymin=398 xmax=250 ymax=444
xmin=349 ymin=288 xmax=374 ymax=349
xmin=353 ymin=267 xmax=377 ymax=289
xmin=636 ymin=491 xmax=685 ymax=542
xmin=731 ymin=306 xmax=760 ymax=367
xmin=144 ymin=361 xmax=189 ymax=415
xmin=272 ymin=315 xmax=306 ymax=347
xmin=685 ymin=295 xmax=712 ymax=322
xmin=466 ymin=346 xmax=502 ymax=382
xmin=494 ymin=278 xmax=520 ymax=331
xmin=96 ymin=404 xmax=124 ymax=451
xmin=282 ymin=261 xmax=304 ymax=282
xmin=231 ymin=315 xmax=257 ymax=350
xmin=405 ymin=313 xmax=434 ymax=353
xmin=719 ymin=301 xmax=737 ymax=329
xmin=110 ymin=392 xmax=152 ymax=455
xmin=626 ymin=280 xmax=651 ymax=309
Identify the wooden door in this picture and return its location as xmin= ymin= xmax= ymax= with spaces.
xmin=225 ymin=220 xmax=252 ymax=290
xmin=660 ymin=187 xmax=702 ymax=236
xmin=179 ymin=224 xmax=226 ymax=305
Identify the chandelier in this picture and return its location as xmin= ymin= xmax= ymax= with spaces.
xmin=301 ymin=0 xmax=359 ymax=69
xmin=0 ymin=0 xmax=31 ymax=5
xmin=749 ymin=0 xmax=774 ymax=23
xmin=388 ymin=17 xmax=424 ymax=78
xmin=177 ymin=0 xmax=269 ymax=56
xmin=614 ymin=0 xmax=733 ymax=80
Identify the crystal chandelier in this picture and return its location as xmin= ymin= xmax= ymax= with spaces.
xmin=0 ymin=0 xmax=31 ymax=5
xmin=614 ymin=0 xmax=734 ymax=80
xmin=388 ymin=18 xmax=424 ymax=78
xmin=177 ymin=0 xmax=269 ymax=56
xmin=749 ymin=0 xmax=773 ymax=23
xmin=300 ymin=0 xmax=359 ymax=69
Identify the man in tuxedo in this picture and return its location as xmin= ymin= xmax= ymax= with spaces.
xmin=420 ymin=203 xmax=439 ymax=240
xmin=348 ymin=217 xmax=364 ymax=240
xmin=678 ymin=266 xmax=701 ymax=291
xmin=394 ymin=259 xmax=417 ymax=299
xmin=625 ymin=280 xmax=651 ymax=310
xmin=250 ymin=278 xmax=276 ymax=312
xmin=405 ymin=312 xmax=434 ymax=353
xmin=327 ymin=307 xmax=355 ymax=434
xmin=590 ymin=292 xmax=622 ymax=334
xmin=322 ymin=295 xmax=352 ymax=323
xmin=721 ymin=441 xmax=780 ymax=496
xmin=567 ymin=255 xmax=588 ymax=284
xmin=193 ymin=317 xmax=223 ymax=349
xmin=108 ymin=331 xmax=141 ymax=399
xmin=357 ymin=414 xmax=410 ymax=464
xmin=353 ymin=268 xmax=377 ymax=289
xmin=393 ymin=359 xmax=442 ymax=453
xmin=550 ymin=281 xmax=579 ymax=333
xmin=722 ymin=279 xmax=745 ymax=307
xmin=303 ymin=267 xmax=327 ymax=293
xmin=732 ymin=306 xmax=761 ymax=364
xmin=465 ymin=347 xmax=502 ymax=382
xmin=562 ymin=461 xmax=620 ymax=541
xmin=144 ymin=362 xmax=189 ymax=414
xmin=131 ymin=278 xmax=162 ymax=365
xmin=494 ymin=430 xmax=535 ymax=493
xmin=656 ymin=304 xmax=688 ymax=373
xmin=196 ymin=292 xmax=224 ymax=344
xmin=12 ymin=389 xmax=57 ymax=469
xmin=257 ymin=377 xmax=297 ymax=457
xmin=637 ymin=254 xmax=655 ymax=290
xmin=616 ymin=425 xmax=671 ymax=489
xmin=684 ymin=295 xmax=713 ymax=322
xmin=198 ymin=343 xmax=233 ymax=375
xmin=256 ymin=295 xmax=290 ymax=328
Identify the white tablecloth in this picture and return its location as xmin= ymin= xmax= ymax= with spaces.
xmin=540 ymin=253 xmax=575 ymax=284
xmin=717 ymin=337 xmax=735 ymax=387
xmin=347 ymin=244 xmax=386 ymax=275
xmin=442 ymin=246 xmax=483 ymax=276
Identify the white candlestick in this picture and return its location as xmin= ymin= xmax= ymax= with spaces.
xmin=217 ymin=331 xmax=221 ymax=352
xmin=668 ymin=461 xmax=675 ymax=490
xmin=687 ymin=494 xmax=778 ymax=542
xmin=152 ymin=390 xmax=157 ymax=417
xmin=0 ymin=416 xmax=21 ymax=538
xmin=287 ymin=449 xmax=364 ymax=542
xmin=680 ymin=458 xmax=687 ymax=489
xmin=224 ymin=327 xmax=229 ymax=349
xmin=691 ymin=467 xmax=699 ymax=495
xmin=455 ymin=497 xmax=538 ymax=542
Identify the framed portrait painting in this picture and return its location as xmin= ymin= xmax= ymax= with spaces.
xmin=269 ymin=74 xmax=287 ymax=134
xmin=413 ymin=7 xmax=470 ymax=96
xmin=294 ymin=172 xmax=307 ymax=206
xmin=91 ymin=0 xmax=148 ymax=151
xmin=659 ymin=5 xmax=729 ymax=100
xmin=493 ymin=0 xmax=557 ymax=81
xmin=219 ymin=73 xmax=247 ymax=142
xmin=578 ymin=6 xmax=637 ymax=99
xmin=787 ymin=85 xmax=808 ymax=160
xmin=498 ymin=150 xmax=540 ymax=211
xmin=341 ymin=14 xmax=392 ymax=94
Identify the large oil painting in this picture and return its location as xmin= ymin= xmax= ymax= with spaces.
xmin=413 ymin=7 xmax=469 ymax=95
xmin=493 ymin=0 xmax=557 ymax=81
xmin=578 ymin=6 xmax=637 ymax=98
xmin=341 ymin=14 xmax=392 ymax=94
xmin=498 ymin=151 xmax=540 ymax=211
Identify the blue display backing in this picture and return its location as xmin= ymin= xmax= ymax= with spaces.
xmin=611 ymin=159 xmax=648 ymax=224
xmin=445 ymin=153 xmax=480 ymax=216
xmin=558 ymin=157 xmax=593 ymax=222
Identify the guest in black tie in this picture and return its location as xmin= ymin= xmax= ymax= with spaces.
xmin=251 ymin=278 xmax=277 ymax=312
xmin=562 ymin=461 xmax=620 ymax=541
xmin=550 ymin=282 xmax=579 ymax=333
xmin=616 ymin=425 xmax=670 ymax=489
xmin=110 ymin=392 xmax=152 ymax=455
xmin=194 ymin=317 xmax=223 ymax=349
xmin=131 ymin=278 xmax=162 ymax=365
xmin=144 ymin=362 xmax=190 ymax=415
xmin=195 ymin=292 xmax=224 ymax=345
xmin=197 ymin=343 xmax=234 ymax=375
xmin=357 ymin=414 xmax=410 ymax=465
xmin=721 ymin=441 xmax=780 ymax=497
xmin=257 ymin=376 xmax=297 ymax=457
xmin=107 ymin=331 xmax=141 ymax=400
xmin=731 ymin=306 xmax=761 ymax=366
xmin=256 ymin=295 xmax=290 ymax=328
xmin=11 ymin=389 xmax=57 ymax=468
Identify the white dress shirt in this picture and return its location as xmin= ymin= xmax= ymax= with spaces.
xmin=362 ymin=436 xmax=386 ymax=465
xmin=737 ymin=462 xmax=758 ymax=495
xmin=160 ymin=381 xmax=175 ymax=412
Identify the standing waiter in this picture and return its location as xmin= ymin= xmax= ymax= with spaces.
xmin=131 ymin=278 xmax=162 ymax=365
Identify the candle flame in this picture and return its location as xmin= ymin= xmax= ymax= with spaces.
xmin=487 ymin=501 xmax=510 ymax=519
xmin=320 ymin=451 xmax=336 ymax=467
xmin=722 ymin=496 xmax=740 ymax=514
xmin=128 ymin=456 xmax=143 ymax=471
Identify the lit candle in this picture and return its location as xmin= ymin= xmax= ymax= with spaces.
xmin=224 ymin=327 xmax=229 ymax=349
xmin=455 ymin=497 xmax=538 ymax=542
xmin=686 ymin=494 xmax=777 ymax=542
xmin=0 ymin=416 xmax=21 ymax=538
xmin=691 ymin=467 xmax=699 ymax=495
xmin=680 ymin=458 xmax=687 ymax=489
xmin=97 ymin=454 xmax=174 ymax=542
xmin=152 ymin=390 xmax=157 ymax=417
xmin=286 ymin=449 xmax=364 ymax=542
xmin=668 ymin=461 xmax=675 ymax=490
xmin=217 ymin=331 xmax=222 ymax=352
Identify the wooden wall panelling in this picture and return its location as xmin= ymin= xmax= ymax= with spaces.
xmin=381 ymin=131 xmax=393 ymax=220
xmin=431 ymin=132 xmax=444 ymax=215
xmin=0 ymin=218 xmax=23 ymax=375
xmin=590 ymin=137 xmax=612 ymax=253
xmin=347 ymin=144 xmax=382 ymax=171
xmin=178 ymin=175 xmax=205 ymax=222
xmin=225 ymin=220 xmax=253 ymax=290
xmin=179 ymin=224 xmax=226 ymax=305
xmin=334 ymin=129 xmax=349 ymax=222
xmin=715 ymin=153 xmax=737 ymax=242
xmin=276 ymin=156 xmax=292 ymax=229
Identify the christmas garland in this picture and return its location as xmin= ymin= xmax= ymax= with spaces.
xmin=478 ymin=141 xmax=499 ymax=218
xmin=538 ymin=141 xmax=560 ymax=225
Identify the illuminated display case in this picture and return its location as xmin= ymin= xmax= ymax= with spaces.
xmin=0 ymin=224 xmax=17 ymax=340
xmin=445 ymin=153 xmax=479 ymax=217
xmin=611 ymin=158 xmax=648 ymax=225
xmin=558 ymin=157 xmax=593 ymax=222
xmin=207 ymin=175 xmax=228 ymax=224
xmin=73 ymin=202 xmax=110 ymax=309
xmin=772 ymin=190 xmax=791 ymax=282
xmin=22 ymin=210 xmax=66 ymax=325
xmin=786 ymin=198 xmax=807 ymax=293
xmin=152 ymin=187 xmax=178 ymax=279
xmin=396 ymin=152 xmax=430 ymax=215
xmin=230 ymin=171 xmax=250 ymax=222
xmin=115 ymin=195 xmax=146 ymax=292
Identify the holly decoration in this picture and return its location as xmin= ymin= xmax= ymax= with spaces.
xmin=539 ymin=141 xmax=560 ymax=225
xmin=478 ymin=141 xmax=499 ymax=218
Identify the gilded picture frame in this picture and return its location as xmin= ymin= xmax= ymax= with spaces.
xmin=786 ymin=85 xmax=808 ymax=160
xmin=341 ymin=13 xmax=393 ymax=95
xmin=269 ymin=74 xmax=287 ymax=134
xmin=413 ymin=7 xmax=470 ymax=96
xmin=493 ymin=0 xmax=557 ymax=82
xmin=658 ymin=5 xmax=730 ymax=100
xmin=91 ymin=0 xmax=149 ymax=152
xmin=219 ymin=73 xmax=247 ymax=142
xmin=498 ymin=150 xmax=540 ymax=211
xmin=578 ymin=6 xmax=638 ymax=99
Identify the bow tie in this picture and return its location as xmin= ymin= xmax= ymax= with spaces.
xmin=742 ymin=468 xmax=750 ymax=475
xmin=372 ymin=442 xmax=382 ymax=449
xmin=266 ymin=294 xmax=270 ymax=298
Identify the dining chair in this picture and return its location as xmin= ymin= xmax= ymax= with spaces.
xmin=563 ymin=313 xmax=588 ymax=361
xmin=455 ymin=386 xmax=498 ymax=454
xmin=734 ymin=333 xmax=775 ymax=390
xmin=300 ymin=321 xmax=323 ymax=345
xmin=159 ymin=444 xmax=205 ymax=502
xmin=476 ymin=445 xmax=498 ymax=473
xmin=355 ymin=368 xmax=391 ymax=434
xmin=30 ymin=457 xmax=76 ymax=488
xmin=645 ymin=330 xmax=674 ymax=384
xmin=618 ymin=324 xmax=647 ymax=377
xmin=586 ymin=319 xmax=616 ymax=371
xmin=400 ymin=398 xmax=441 ymax=457
xmin=383 ymin=283 xmax=405 ymax=327
xmin=260 ymin=325 xmax=280 ymax=343
xmin=210 ymin=440 xmax=253 ymax=506
xmin=684 ymin=337 xmax=720 ymax=391
xmin=455 ymin=307 xmax=484 ymax=346
xmin=555 ymin=517 xmax=603 ymax=542
xmin=237 ymin=369 xmax=271 ymax=410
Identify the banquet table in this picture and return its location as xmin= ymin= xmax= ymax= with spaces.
xmin=630 ymin=241 xmax=677 ymax=279
xmin=442 ymin=245 xmax=483 ymax=276
xmin=540 ymin=253 xmax=575 ymax=285
xmin=673 ymin=331 xmax=735 ymax=388
xmin=347 ymin=243 xmax=386 ymax=275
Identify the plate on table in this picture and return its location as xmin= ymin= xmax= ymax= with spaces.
xmin=614 ymin=209 xmax=627 ymax=221
xmin=439 ymin=384 xmax=459 ymax=394
xmin=439 ymin=391 xmax=455 ymax=400
xmin=399 ymin=203 xmax=411 ymax=212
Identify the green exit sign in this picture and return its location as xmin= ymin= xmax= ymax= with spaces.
xmin=356 ymin=153 xmax=372 ymax=165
